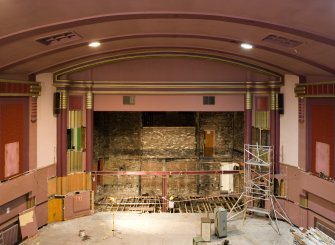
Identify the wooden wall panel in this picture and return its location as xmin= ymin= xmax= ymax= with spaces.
xmin=47 ymin=192 xmax=91 ymax=222
xmin=308 ymin=99 xmax=335 ymax=178
xmin=0 ymin=98 xmax=29 ymax=180
xmin=19 ymin=207 xmax=38 ymax=239
xmin=48 ymin=178 xmax=57 ymax=196
xmin=0 ymin=196 xmax=26 ymax=225
xmin=0 ymin=165 xmax=56 ymax=231
xmin=47 ymin=198 xmax=63 ymax=223
xmin=35 ymin=202 xmax=48 ymax=228
xmin=55 ymin=173 xmax=92 ymax=195
xmin=63 ymin=191 xmax=91 ymax=220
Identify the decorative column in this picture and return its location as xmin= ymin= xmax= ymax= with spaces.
xmin=86 ymin=91 xmax=93 ymax=172
xmin=244 ymin=90 xmax=253 ymax=145
xmin=57 ymin=91 xmax=68 ymax=177
xmin=270 ymin=90 xmax=280 ymax=174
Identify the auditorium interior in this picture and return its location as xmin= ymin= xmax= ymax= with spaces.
xmin=0 ymin=1 xmax=334 ymax=244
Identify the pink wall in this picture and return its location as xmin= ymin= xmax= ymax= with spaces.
xmin=308 ymin=99 xmax=335 ymax=178
xmin=281 ymin=164 xmax=335 ymax=229
xmin=280 ymin=75 xmax=299 ymax=167
xmin=0 ymin=164 xmax=56 ymax=228
xmin=36 ymin=73 xmax=57 ymax=168
xmin=63 ymin=191 xmax=91 ymax=220
xmin=67 ymin=57 xmax=276 ymax=82
xmin=94 ymin=94 xmax=244 ymax=111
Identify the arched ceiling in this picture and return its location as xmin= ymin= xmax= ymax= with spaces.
xmin=0 ymin=0 xmax=335 ymax=81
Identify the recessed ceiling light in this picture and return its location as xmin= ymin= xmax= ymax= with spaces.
xmin=241 ymin=43 xmax=253 ymax=50
xmin=88 ymin=41 xmax=101 ymax=48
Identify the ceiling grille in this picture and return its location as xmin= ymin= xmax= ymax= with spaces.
xmin=203 ymin=96 xmax=215 ymax=105
xmin=123 ymin=96 xmax=135 ymax=105
xmin=36 ymin=31 xmax=81 ymax=46
xmin=262 ymin=34 xmax=302 ymax=48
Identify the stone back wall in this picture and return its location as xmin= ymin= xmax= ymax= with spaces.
xmin=93 ymin=112 xmax=243 ymax=197
xmin=101 ymin=159 xmax=221 ymax=197
xmin=142 ymin=127 xmax=196 ymax=158
xmin=94 ymin=112 xmax=142 ymax=159
xmin=94 ymin=112 xmax=243 ymax=161
xmin=199 ymin=112 xmax=234 ymax=158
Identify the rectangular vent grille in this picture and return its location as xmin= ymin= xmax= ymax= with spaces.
xmin=203 ymin=96 xmax=215 ymax=105
xmin=262 ymin=34 xmax=302 ymax=48
xmin=316 ymin=221 xmax=335 ymax=240
xmin=0 ymin=224 xmax=18 ymax=245
xmin=123 ymin=96 xmax=135 ymax=105
xmin=36 ymin=31 xmax=81 ymax=46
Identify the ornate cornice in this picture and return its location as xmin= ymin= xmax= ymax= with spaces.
xmin=0 ymin=79 xmax=41 ymax=97
xmin=295 ymin=81 xmax=335 ymax=98
xmin=54 ymin=80 xmax=282 ymax=95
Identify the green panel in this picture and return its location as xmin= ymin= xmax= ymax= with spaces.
xmin=77 ymin=127 xmax=81 ymax=151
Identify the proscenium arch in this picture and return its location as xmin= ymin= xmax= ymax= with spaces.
xmin=38 ymin=45 xmax=296 ymax=76
xmin=53 ymin=50 xmax=283 ymax=82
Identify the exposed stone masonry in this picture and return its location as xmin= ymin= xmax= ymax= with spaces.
xmin=93 ymin=112 xmax=243 ymax=196
xmin=142 ymin=127 xmax=195 ymax=158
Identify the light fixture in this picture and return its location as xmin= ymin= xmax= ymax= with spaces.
xmin=240 ymin=43 xmax=253 ymax=50
xmin=88 ymin=41 xmax=101 ymax=48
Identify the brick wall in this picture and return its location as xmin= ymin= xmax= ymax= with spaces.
xmin=142 ymin=127 xmax=195 ymax=158
xmin=94 ymin=112 xmax=142 ymax=159
xmin=94 ymin=112 xmax=243 ymax=196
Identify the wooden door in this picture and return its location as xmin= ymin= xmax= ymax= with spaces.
xmin=204 ymin=130 xmax=215 ymax=157
xmin=48 ymin=198 xmax=63 ymax=223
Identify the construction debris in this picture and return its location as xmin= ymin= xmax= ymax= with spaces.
xmin=94 ymin=194 xmax=242 ymax=213
xmin=291 ymin=227 xmax=335 ymax=245
xmin=78 ymin=230 xmax=90 ymax=241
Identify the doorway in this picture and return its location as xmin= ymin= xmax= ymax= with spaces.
xmin=204 ymin=130 xmax=215 ymax=157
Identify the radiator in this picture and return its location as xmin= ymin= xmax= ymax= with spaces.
xmin=316 ymin=221 xmax=335 ymax=240
xmin=0 ymin=224 xmax=18 ymax=245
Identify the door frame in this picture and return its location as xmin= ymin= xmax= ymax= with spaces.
xmin=203 ymin=129 xmax=215 ymax=157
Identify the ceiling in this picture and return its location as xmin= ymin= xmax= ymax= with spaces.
xmin=0 ymin=0 xmax=335 ymax=81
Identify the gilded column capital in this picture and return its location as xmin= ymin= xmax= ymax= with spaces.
xmin=245 ymin=91 xmax=253 ymax=110
xmin=270 ymin=91 xmax=278 ymax=111
xmin=86 ymin=91 xmax=93 ymax=109
xmin=60 ymin=90 xmax=68 ymax=109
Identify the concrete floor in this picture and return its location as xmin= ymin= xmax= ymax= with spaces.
xmin=25 ymin=213 xmax=293 ymax=245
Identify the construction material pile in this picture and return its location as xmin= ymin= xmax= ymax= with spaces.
xmin=291 ymin=227 xmax=335 ymax=245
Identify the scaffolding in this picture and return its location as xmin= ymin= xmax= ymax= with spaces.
xmin=228 ymin=144 xmax=292 ymax=234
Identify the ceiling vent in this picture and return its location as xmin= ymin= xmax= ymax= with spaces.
xmin=262 ymin=34 xmax=302 ymax=48
xmin=123 ymin=96 xmax=135 ymax=105
xmin=203 ymin=96 xmax=215 ymax=105
xmin=36 ymin=31 xmax=81 ymax=46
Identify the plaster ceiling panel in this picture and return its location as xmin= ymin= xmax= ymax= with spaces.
xmin=0 ymin=18 xmax=331 ymax=74
xmin=4 ymin=37 xmax=328 ymax=77
xmin=0 ymin=0 xmax=334 ymax=38
xmin=0 ymin=0 xmax=334 ymax=79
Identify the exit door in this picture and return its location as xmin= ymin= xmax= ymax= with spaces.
xmin=204 ymin=130 xmax=215 ymax=157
